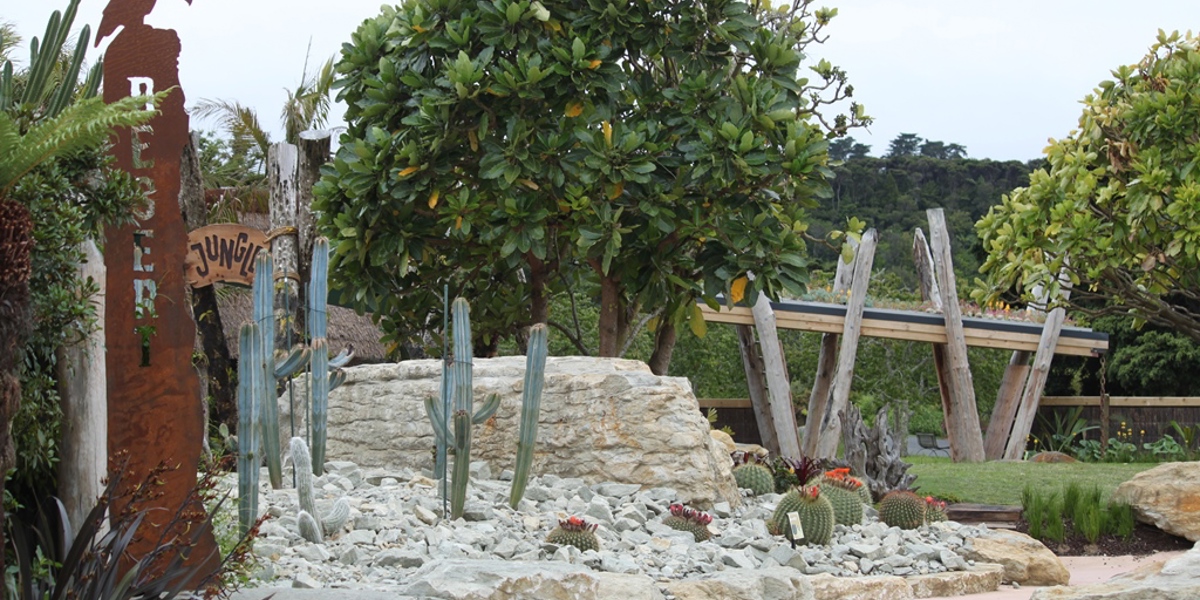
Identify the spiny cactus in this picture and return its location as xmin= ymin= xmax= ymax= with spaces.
xmin=854 ymin=476 xmax=873 ymax=506
xmin=732 ymin=453 xmax=774 ymax=496
xmin=769 ymin=485 xmax=835 ymax=546
xmin=879 ymin=490 xmax=926 ymax=530
xmin=663 ymin=504 xmax=713 ymax=542
xmin=509 ymin=323 xmax=548 ymax=508
xmin=546 ymin=516 xmax=600 ymax=552
xmin=925 ymin=496 xmax=948 ymax=524
xmin=817 ymin=468 xmax=865 ymax=526
xmin=290 ymin=436 xmax=351 ymax=543
xmin=236 ymin=322 xmax=263 ymax=537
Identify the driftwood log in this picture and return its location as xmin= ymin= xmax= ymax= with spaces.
xmin=839 ymin=404 xmax=917 ymax=501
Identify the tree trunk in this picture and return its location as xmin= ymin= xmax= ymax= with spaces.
xmin=296 ymin=132 xmax=332 ymax=314
xmin=598 ymin=269 xmax=620 ymax=357
xmin=529 ymin=255 xmax=548 ymax=326
xmin=647 ymin=320 xmax=676 ymax=375
xmin=181 ymin=138 xmax=237 ymax=436
xmin=0 ymin=198 xmax=35 ymax=585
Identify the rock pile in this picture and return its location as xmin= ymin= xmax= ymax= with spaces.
xmin=232 ymin=459 xmax=1004 ymax=597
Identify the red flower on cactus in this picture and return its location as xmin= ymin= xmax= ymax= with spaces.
xmin=668 ymin=503 xmax=713 ymax=525
xmin=559 ymin=516 xmax=598 ymax=532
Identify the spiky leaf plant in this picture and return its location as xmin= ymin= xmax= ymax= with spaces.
xmin=663 ymin=504 xmax=713 ymax=542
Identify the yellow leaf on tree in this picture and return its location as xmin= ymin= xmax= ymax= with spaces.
xmin=468 ymin=129 xmax=479 ymax=152
xmin=689 ymin=304 xmax=708 ymax=338
xmin=565 ymin=102 xmax=584 ymax=117
xmin=731 ymin=276 xmax=749 ymax=304
xmin=588 ymin=59 xmax=602 ymax=69
xmin=455 ymin=216 xmax=463 ymax=230
xmin=427 ymin=189 xmax=440 ymax=209
xmin=608 ymin=181 xmax=624 ymax=200
xmin=398 ymin=166 xmax=419 ymax=178
xmin=602 ymin=121 xmax=612 ymax=147
xmin=517 ymin=178 xmax=540 ymax=190
xmin=413 ymin=24 xmax=427 ymax=33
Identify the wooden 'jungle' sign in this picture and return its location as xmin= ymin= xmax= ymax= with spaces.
xmin=185 ymin=224 xmax=267 ymax=287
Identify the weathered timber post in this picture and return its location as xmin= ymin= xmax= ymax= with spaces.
xmin=735 ymin=323 xmax=780 ymax=455
xmin=55 ymin=240 xmax=107 ymax=533
xmin=801 ymin=235 xmax=858 ymax=457
xmin=926 ymin=209 xmax=985 ymax=462
xmin=984 ymin=350 xmax=1032 ymax=459
xmin=913 ymin=228 xmax=958 ymax=454
xmin=750 ymin=291 xmax=802 ymax=458
xmin=1003 ymin=277 xmax=1071 ymax=460
xmin=813 ymin=229 xmax=878 ymax=459
xmin=296 ymin=131 xmax=332 ymax=310
xmin=268 ymin=142 xmax=301 ymax=343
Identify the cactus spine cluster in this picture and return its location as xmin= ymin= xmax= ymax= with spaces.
xmin=818 ymin=468 xmax=866 ymax=526
xmin=879 ymin=490 xmax=927 ymax=529
xmin=732 ymin=454 xmax=775 ymax=496
xmin=291 ymin=436 xmax=351 ymax=543
xmin=663 ymin=504 xmax=714 ymax=542
xmin=925 ymin=496 xmax=948 ymax=523
xmin=769 ymin=485 xmax=835 ymax=546
xmin=508 ymin=323 xmax=548 ymax=508
xmin=546 ymin=516 xmax=600 ymax=552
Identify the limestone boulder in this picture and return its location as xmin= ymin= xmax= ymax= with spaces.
xmin=807 ymin=573 xmax=912 ymax=600
xmin=665 ymin=567 xmax=814 ymax=600
xmin=1031 ymin=543 xmax=1200 ymax=600
xmin=401 ymin=559 xmax=665 ymax=600
xmin=960 ymin=529 xmax=1070 ymax=586
xmin=282 ymin=357 xmax=739 ymax=508
xmin=1112 ymin=462 xmax=1200 ymax=541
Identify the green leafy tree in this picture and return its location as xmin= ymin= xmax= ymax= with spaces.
xmin=1 ymin=0 xmax=156 ymax=577
xmin=886 ymin=132 xmax=921 ymax=157
xmin=976 ymin=31 xmax=1200 ymax=341
xmin=317 ymin=0 xmax=868 ymax=370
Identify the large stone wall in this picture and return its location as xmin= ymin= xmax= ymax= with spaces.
xmin=280 ymin=357 xmax=739 ymax=508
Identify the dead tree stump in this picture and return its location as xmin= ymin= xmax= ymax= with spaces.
xmin=839 ymin=404 xmax=917 ymax=501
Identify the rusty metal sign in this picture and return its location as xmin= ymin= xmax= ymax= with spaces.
xmin=98 ymin=0 xmax=218 ymax=578
xmin=185 ymin=224 xmax=267 ymax=287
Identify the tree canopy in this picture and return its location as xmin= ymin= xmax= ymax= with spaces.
xmin=976 ymin=31 xmax=1200 ymax=341
xmin=316 ymin=0 xmax=868 ymax=370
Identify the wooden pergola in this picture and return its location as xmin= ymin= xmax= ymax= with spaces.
xmin=704 ymin=208 xmax=1109 ymax=463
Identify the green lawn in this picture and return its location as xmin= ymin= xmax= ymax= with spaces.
xmin=906 ymin=456 xmax=1157 ymax=506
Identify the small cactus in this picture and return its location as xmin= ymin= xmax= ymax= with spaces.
xmin=817 ymin=468 xmax=865 ymax=526
xmin=768 ymin=485 xmax=835 ymax=546
xmin=663 ymin=504 xmax=713 ymax=542
xmin=879 ymin=490 xmax=927 ymax=530
xmin=732 ymin=454 xmax=774 ymax=496
xmin=291 ymin=436 xmax=351 ymax=543
xmin=546 ymin=516 xmax=600 ymax=552
xmin=925 ymin=496 xmax=948 ymax=524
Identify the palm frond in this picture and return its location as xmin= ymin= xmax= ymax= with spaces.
xmin=192 ymin=97 xmax=271 ymax=159
xmin=281 ymin=56 xmax=334 ymax=143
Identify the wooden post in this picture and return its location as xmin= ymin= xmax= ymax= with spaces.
xmin=814 ymin=229 xmax=878 ymax=459
xmin=750 ymin=291 xmax=803 ymax=458
xmin=268 ymin=142 xmax=300 ymax=343
xmin=1003 ymin=285 xmax=1071 ymax=460
xmin=927 ymin=209 xmax=986 ymax=462
xmin=802 ymin=237 xmax=857 ymax=457
xmin=296 ymin=131 xmax=332 ymax=310
xmin=984 ymin=351 xmax=1031 ymax=459
xmin=55 ymin=240 xmax=107 ymax=533
xmin=913 ymin=228 xmax=957 ymax=453
xmin=736 ymin=324 xmax=780 ymax=455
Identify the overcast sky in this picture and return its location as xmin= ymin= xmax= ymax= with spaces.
xmin=5 ymin=0 xmax=1199 ymax=161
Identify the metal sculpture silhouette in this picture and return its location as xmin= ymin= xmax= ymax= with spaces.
xmin=98 ymin=0 xmax=218 ymax=578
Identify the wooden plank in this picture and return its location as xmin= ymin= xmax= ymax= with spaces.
xmin=815 ymin=229 xmax=878 ymax=459
xmin=928 ymin=209 xmax=986 ymax=462
xmin=735 ymin=324 xmax=780 ymax=455
xmin=985 ymin=350 xmax=1031 ymax=460
xmin=1041 ymin=396 xmax=1200 ymax=407
xmin=750 ymin=291 xmax=802 ymax=458
xmin=698 ymin=398 xmax=755 ymax=409
xmin=803 ymin=237 xmax=858 ymax=457
xmin=1003 ymin=276 xmax=1071 ymax=461
xmin=913 ymin=228 xmax=957 ymax=459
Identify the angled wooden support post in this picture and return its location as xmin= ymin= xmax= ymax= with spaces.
xmin=984 ymin=350 xmax=1032 ymax=459
xmin=750 ymin=291 xmax=803 ymax=458
xmin=926 ymin=209 xmax=986 ymax=462
xmin=802 ymin=236 xmax=858 ymax=457
xmin=735 ymin=323 xmax=780 ymax=455
xmin=1003 ymin=279 xmax=1071 ymax=460
xmin=913 ymin=228 xmax=957 ymax=453
xmin=814 ymin=229 xmax=878 ymax=459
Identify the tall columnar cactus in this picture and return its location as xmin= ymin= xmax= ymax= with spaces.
xmin=879 ymin=490 xmax=927 ymax=530
xmin=290 ymin=436 xmax=350 ymax=544
xmin=308 ymin=237 xmax=330 ymax=473
xmin=237 ymin=322 xmax=263 ymax=537
xmin=509 ymin=323 xmax=548 ymax=508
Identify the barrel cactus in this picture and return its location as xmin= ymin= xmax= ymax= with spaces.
xmin=663 ymin=504 xmax=713 ymax=542
xmin=817 ymin=468 xmax=865 ymax=526
xmin=925 ymin=496 xmax=949 ymax=524
xmin=732 ymin=454 xmax=774 ymax=496
xmin=546 ymin=516 xmax=600 ymax=552
xmin=879 ymin=490 xmax=927 ymax=530
xmin=768 ymin=485 xmax=835 ymax=546
xmin=854 ymin=476 xmax=873 ymax=506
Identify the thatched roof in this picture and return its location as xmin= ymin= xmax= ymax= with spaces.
xmin=216 ymin=287 xmax=387 ymax=363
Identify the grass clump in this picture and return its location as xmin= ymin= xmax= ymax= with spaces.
xmin=1020 ymin=482 xmax=1137 ymax=545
